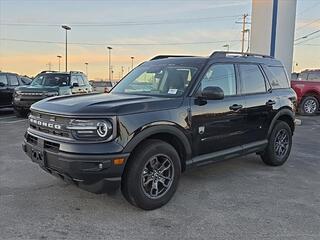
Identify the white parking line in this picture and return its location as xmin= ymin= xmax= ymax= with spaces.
xmin=0 ymin=119 xmax=26 ymax=124
xmin=0 ymin=115 xmax=16 ymax=120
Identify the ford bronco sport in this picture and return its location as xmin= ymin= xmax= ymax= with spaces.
xmin=13 ymin=71 xmax=92 ymax=117
xmin=23 ymin=52 xmax=296 ymax=210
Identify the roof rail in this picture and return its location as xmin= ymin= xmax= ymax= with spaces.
xmin=210 ymin=51 xmax=273 ymax=59
xmin=150 ymin=55 xmax=196 ymax=61
xmin=39 ymin=70 xmax=58 ymax=74
xmin=70 ymin=71 xmax=84 ymax=74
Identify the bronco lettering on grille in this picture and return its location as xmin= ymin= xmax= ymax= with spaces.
xmin=30 ymin=118 xmax=62 ymax=130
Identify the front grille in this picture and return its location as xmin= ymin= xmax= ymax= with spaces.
xmin=26 ymin=134 xmax=38 ymax=145
xmin=29 ymin=111 xmax=72 ymax=139
xmin=44 ymin=140 xmax=60 ymax=152
xmin=21 ymin=92 xmax=44 ymax=96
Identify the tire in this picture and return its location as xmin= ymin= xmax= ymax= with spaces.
xmin=299 ymin=96 xmax=319 ymax=115
xmin=14 ymin=108 xmax=29 ymax=118
xmin=121 ymin=139 xmax=181 ymax=210
xmin=261 ymin=121 xmax=292 ymax=166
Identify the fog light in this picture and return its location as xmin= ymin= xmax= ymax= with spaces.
xmin=98 ymin=163 xmax=103 ymax=169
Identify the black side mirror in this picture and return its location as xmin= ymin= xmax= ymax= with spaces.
xmin=71 ymin=82 xmax=79 ymax=88
xmin=201 ymin=86 xmax=224 ymax=100
xmin=0 ymin=82 xmax=6 ymax=87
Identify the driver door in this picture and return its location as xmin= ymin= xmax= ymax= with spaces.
xmin=191 ymin=63 xmax=247 ymax=155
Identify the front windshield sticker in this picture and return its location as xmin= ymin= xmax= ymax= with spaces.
xmin=168 ymin=89 xmax=178 ymax=94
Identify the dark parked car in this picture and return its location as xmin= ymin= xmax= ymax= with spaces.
xmin=23 ymin=52 xmax=296 ymax=210
xmin=13 ymin=71 xmax=92 ymax=117
xmin=0 ymin=72 xmax=32 ymax=109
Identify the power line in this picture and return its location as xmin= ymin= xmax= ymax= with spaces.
xmin=297 ymin=1 xmax=320 ymax=16
xmin=0 ymin=38 xmax=241 ymax=46
xmin=295 ymin=29 xmax=320 ymax=42
xmin=0 ymin=15 xmax=241 ymax=27
xmin=296 ymin=18 xmax=320 ymax=32
xmin=295 ymin=34 xmax=320 ymax=46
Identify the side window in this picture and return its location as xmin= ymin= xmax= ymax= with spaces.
xmin=265 ymin=66 xmax=289 ymax=89
xmin=307 ymin=72 xmax=320 ymax=81
xmin=298 ymin=72 xmax=308 ymax=81
xmin=77 ymin=75 xmax=85 ymax=86
xmin=0 ymin=74 xmax=8 ymax=86
xmin=70 ymin=75 xmax=78 ymax=86
xmin=7 ymin=74 xmax=19 ymax=86
xmin=239 ymin=64 xmax=266 ymax=94
xmin=200 ymin=64 xmax=236 ymax=96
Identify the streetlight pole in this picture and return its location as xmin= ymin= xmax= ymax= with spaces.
xmin=57 ymin=55 xmax=62 ymax=71
xmin=131 ymin=56 xmax=134 ymax=70
xmin=85 ymin=62 xmax=88 ymax=77
xmin=61 ymin=25 xmax=71 ymax=72
xmin=107 ymin=46 xmax=112 ymax=81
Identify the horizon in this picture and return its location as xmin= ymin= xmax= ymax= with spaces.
xmin=0 ymin=0 xmax=319 ymax=80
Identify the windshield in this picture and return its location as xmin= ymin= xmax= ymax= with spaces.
xmin=31 ymin=74 xmax=70 ymax=87
xmin=112 ymin=63 xmax=199 ymax=97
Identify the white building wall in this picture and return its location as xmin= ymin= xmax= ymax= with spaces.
xmin=250 ymin=0 xmax=297 ymax=74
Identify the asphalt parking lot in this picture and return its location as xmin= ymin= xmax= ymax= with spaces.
xmin=1 ymin=109 xmax=320 ymax=240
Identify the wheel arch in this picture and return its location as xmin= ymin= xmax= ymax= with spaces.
xmin=302 ymin=90 xmax=320 ymax=102
xmin=268 ymin=108 xmax=295 ymax=137
xmin=123 ymin=124 xmax=192 ymax=172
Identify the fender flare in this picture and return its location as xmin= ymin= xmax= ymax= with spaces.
xmin=123 ymin=123 xmax=192 ymax=161
xmin=267 ymin=108 xmax=295 ymax=137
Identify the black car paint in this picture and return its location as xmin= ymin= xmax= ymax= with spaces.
xmin=23 ymin=55 xmax=296 ymax=193
xmin=0 ymin=73 xmax=31 ymax=108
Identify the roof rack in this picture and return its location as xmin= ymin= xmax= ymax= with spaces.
xmin=150 ymin=55 xmax=196 ymax=61
xmin=39 ymin=70 xmax=58 ymax=74
xmin=70 ymin=71 xmax=84 ymax=74
xmin=210 ymin=51 xmax=273 ymax=59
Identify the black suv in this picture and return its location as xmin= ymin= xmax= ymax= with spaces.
xmin=13 ymin=71 xmax=92 ymax=117
xmin=0 ymin=72 xmax=32 ymax=109
xmin=23 ymin=52 xmax=296 ymax=210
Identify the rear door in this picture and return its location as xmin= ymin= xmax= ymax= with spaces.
xmin=191 ymin=63 xmax=247 ymax=155
xmin=0 ymin=74 xmax=11 ymax=107
xmin=7 ymin=74 xmax=20 ymax=104
xmin=239 ymin=64 xmax=274 ymax=143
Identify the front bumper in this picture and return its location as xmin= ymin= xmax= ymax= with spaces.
xmin=23 ymin=131 xmax=129 ymax=193
xmin=13 ymin=98 xmax=43 ymax=109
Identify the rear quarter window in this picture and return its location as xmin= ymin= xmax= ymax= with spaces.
xmin=264 ymin=66 xmax=290 ymax=89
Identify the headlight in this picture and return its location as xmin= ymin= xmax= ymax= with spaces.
xmin=14 ymin=90 xmax=22 ymax=96
xmin=44 ymin=91 xmax=59 ymax=97
xmin=67 ymin=119 xmax=114 ymax=141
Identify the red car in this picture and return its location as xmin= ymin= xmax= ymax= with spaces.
xmin=291 ymin=69 xmax=320 ymax=115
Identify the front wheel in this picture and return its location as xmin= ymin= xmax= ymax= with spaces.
xmin=121 ymin=139 xmax=181 ymax=210
xmin=261 ymin=121 xmax=292 ymax=166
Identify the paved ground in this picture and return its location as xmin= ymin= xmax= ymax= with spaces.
xmin=1 ymin=109 xmax=320 ymax=240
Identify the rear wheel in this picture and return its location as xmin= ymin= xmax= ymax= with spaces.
xmin=261 ymin=121 xmax=292 ymax=166
xmin=121 ymin=139 xmax=181 ymax=210
xmin=299 ymin=96 xmax=319 ymax=115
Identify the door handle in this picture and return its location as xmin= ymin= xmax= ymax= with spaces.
xmin=266 ymin=100 xmax=276 ymax=106
xmin=229 ymin=104 xmax=243 ymax=111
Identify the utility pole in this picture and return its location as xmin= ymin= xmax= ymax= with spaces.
xmin=85 ymin=62 xmax=88 ymax=77
xmin=57 ymin=55 xmax=62 ymax=71
xmin=46 ymin=62 xmax=52 ymax=71
xmin=241 ymin=14 xmax=249 ymax=53
xmin=131 ymin=56 xmax=134 ymax=70
xmin=121 ymin=66 xmax=124 ymax=78
xmin=61 ymin=25 xmax=71 ymax=72
xmin=107 ymin=46 xmax=112 ymax=81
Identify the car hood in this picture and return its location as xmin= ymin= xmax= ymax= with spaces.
xmin=31 ymin=93 xmax=183 ymax=116
xmin=15 ymin=85 xmax=60 ymax=92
